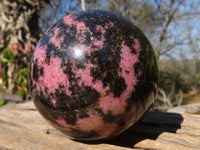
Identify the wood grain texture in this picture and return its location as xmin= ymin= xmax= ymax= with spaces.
xmin=0 ymin=102 xmax=200 ymax=150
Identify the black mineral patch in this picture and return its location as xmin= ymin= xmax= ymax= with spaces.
xmin=45 ymin=43 xmax=59 ymax=64
xmin=68 ymin=85 xmax=100 ymax=110
xmin=111 ymin=77 xmax=126 ymax=97
xmin=39 ymin=33 xmax=51 ymax=47
xmin=126 ymin=82 xmax=156 ymax=111
xmin=91 ymin=108 xmax=126 ymax=127
xmin=64 ymin=112 xmax=77 ymax=125
xmin=78 ymin=109 xmax=90 ymax=119
xmin=70 ymin=129 xmax=99 ymax=140
xmin=32 ymin=62 xmax=43 ymax=81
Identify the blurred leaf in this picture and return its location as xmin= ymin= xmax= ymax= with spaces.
xmin=197 ymin=74 xmax=200 ymax=79
xmin=0 ymin=100 xmax=6 ymax=107
xmin=1 ymin=58 xmax=9 ymax=63
xmin=16 ymin=67 xmax=29 ymax=100
xmin=1 ymin=48 xmax=16 ymax=63
xmin=3 ymin=74 xmax=7 ymax=86
xmin=196 ymin=74 xmax=200 ymax=84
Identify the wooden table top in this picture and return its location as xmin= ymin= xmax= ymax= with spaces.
xmin=0 ymin=102 xmax=200 ymax=150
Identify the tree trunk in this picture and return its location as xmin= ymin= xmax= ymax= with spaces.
xmin=81 ymin=0 xmax=86 ymax=11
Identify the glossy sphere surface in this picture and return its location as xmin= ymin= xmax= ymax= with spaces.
xmin=29 ymin=10 xmax=159 ymax=140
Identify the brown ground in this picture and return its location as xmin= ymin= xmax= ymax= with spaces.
xmin=183 ymin=88 xmax=200 ymax=104
xmin=182 ymin=88 xmax=200 ymax=114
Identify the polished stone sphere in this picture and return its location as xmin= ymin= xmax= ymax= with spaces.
xmin=29 ymin=10 xmax=159 ymax=140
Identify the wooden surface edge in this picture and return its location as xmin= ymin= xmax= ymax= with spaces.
xmin=0 ymin=102 xmax=200 ymax=150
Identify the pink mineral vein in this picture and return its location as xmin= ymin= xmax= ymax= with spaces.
xmin=33 ymin=45 xmax=46 ymax=65
xmin=76 ymin=113 xmax=101 ymax=132
xmin=77 ymin=35 xmax=85 ymax=44
xmin=100 ymin=41 xmax=141 ymax=115
xmin=96 ymin=25 xmax=106 ymax=34
xmin=42 ymin=56 xmax=71 ymax=93
xmin=63 ymin=15 xmax=87 ymax=31
xmin=105 ymin=21 xmax=114 ymax=29
xmin=49 ymin=27 xmax=65 ymax=47
xmin=56 ymin=118 xmax=73 ymax=132
xmin=71 ymin=61 xmax=109 ymax=94
xmin=34 ymin=55 xmax=71 ymax=105
xmin=133 ymin=39 xmax=140 ymax=54
xmin=92 ymin=36 xmax=106 ymax=49
xmin=31 ymin=45 xmax=46 ymax=90
xmin=51 ymin=97 xmax=57 ymax=106
xmin=76 ymin=113 xmax=120 ymax=138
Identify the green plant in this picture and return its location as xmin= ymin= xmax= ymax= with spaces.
xmin=153 ymin=67 xmax=187 ymax=111
xmin=1 ymin=48 xmax=16 ymax=63
xmin=0 ymin=80 xmax=6 ymax=107
xmin=16 ymin=66 xmax=29 ymax=100
xmin=0 ymin=99 xmax=6 ymax=107
xmin=0 ymin=48 xmax=16 ymax=106
xmin=196 ymin=74 xmax=200 ymax=85
xmin=0 ymin=48 xmax=17 ymax=92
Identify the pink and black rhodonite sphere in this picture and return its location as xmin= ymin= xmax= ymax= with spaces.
xmin=29 ymin=10 xmax=159 ymax=140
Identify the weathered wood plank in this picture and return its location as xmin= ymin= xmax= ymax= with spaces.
xmin=167 ymin=103 xmax=200 ymax=114
xmin=0 ymin=102 xmax=200 ymax=150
